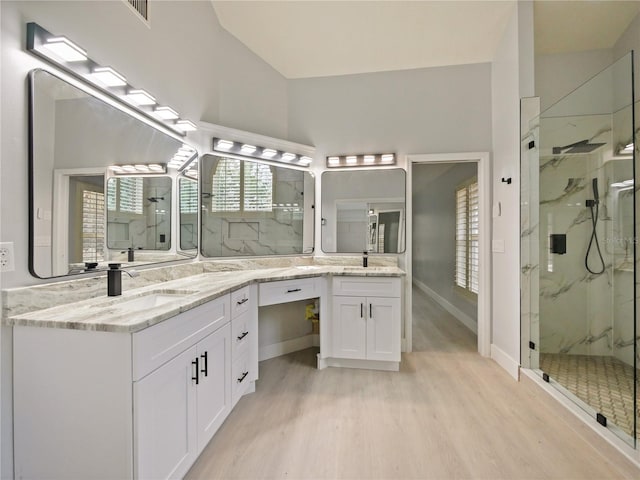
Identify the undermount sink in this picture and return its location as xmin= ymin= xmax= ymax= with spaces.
xmin=92 ymin=289 xmax=197 ymax=312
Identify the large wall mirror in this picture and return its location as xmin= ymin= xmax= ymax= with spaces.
xmin=200 ymin=153 xmax=315 ymax=257
xmin=29 ymin=69 xmax=198 ymax=278
xmin=321 ymin=169 xmax=406 ymax=253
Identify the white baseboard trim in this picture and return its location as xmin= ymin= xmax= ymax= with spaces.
xmin=413 ymin=279 xmax=477 ymax=334
xmin=259 ymin=334 xmax=317 ymax=361
xmin=490 ymin=344 xmax=520 ymax=380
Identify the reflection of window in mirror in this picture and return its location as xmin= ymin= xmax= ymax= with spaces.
xmin=179 ymin=178 xmax=198 ymax=251
xmin=211 ymin=157 xmax=273 ymax=212
xmin=455 ymin=177 xmax=479 ymax=296
xmin=80 ymin=189 xmax=105 ymax=263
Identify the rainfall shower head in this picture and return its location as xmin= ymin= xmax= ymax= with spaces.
xmin=552 ymin=139 xmax=606 ymax=155
xmin=147 ymin=196 xmax=164 ymax=203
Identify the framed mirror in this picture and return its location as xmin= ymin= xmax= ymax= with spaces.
xmin=200 ymin=153 xmax=315 ymax=257
xmin=179 ymin=175 xmax=198 ymax=251
xmin=29 ymin=68 xmax=198 ymax=278
xmin=321 ymin=169 xmax=406 ymax=253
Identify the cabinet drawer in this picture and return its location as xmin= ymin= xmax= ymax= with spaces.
xmin=259 ymin=277 xmax=318 ymax=306
xmin=231 ymin=309 xmax=252 ymax=359
xmin=133 ymin=295 xmax=230 ymax=381
xmin=332 ymin=276 xmax=401 ymax=298
xmin=230 ymin=286 xmax=251 ymax=319
xmin=231 ymin=350 xmax=254 ymax=407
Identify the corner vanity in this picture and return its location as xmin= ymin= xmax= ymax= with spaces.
xmin=5 ymin=262 xmax=404 ymax=480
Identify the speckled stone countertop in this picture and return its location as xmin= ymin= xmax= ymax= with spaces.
xmin=4 ymin=264 xmax=404 ymax=333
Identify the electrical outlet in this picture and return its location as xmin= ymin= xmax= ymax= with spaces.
xmin=0 ymin=242 xmax=15 ymax=272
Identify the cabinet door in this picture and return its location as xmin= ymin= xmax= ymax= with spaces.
xmin=196 ymin=324 xmax=232 ymax=455
xmin=332 ymin=296 xmax=367 ymax=359
xmin=366 ymin=297 xmax=401 ymax=361
xmin=134 ymin=346 xmax=198 ymax=480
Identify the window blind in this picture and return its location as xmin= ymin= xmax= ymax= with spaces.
xmin=455 ymin=179 xmax=479 ymax=295
xmin=180 ymin=181 xmax=198 ymax=214
xmin=82 ymin=190 xmax=105 ymax=262
xmin=119 ymin=177 xmax=143 ymax=214
xmin=212 ymin=158 xmax=241 ymax=212
xmin=243 ymin=162 xmax=273 ymax=211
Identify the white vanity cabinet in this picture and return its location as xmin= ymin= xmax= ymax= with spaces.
xmin=133 ymin=306 xmax=232 ymax=479
xmin=230 ymin=284 xmax=258 ymax=406
xmin=330 ymin=276 xmax=401 ymax=367
xmin=13 ymin=291 xmax=249 ymax=480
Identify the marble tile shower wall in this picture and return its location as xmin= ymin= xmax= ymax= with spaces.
xmin=538 ymin=151 xmax=613 ymax=357
xmin=201 ymin=179 xmax=305 ymax=257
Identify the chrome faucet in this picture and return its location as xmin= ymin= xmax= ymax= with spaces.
xmin=107 ymin=263 xmax=139 ymax=296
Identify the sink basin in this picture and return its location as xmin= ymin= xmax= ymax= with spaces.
xmin=93 ymin=289 xmax=197 ymax=312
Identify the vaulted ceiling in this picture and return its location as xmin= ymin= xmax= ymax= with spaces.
xmin=211 ymin=1 xmax=640 ymax=79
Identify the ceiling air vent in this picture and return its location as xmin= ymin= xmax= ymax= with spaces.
xmin=127 ymin=0 xmax=148 ymax=21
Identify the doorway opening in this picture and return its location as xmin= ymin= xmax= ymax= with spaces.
xmin=405 ymin=153 xmax=490 ymax=356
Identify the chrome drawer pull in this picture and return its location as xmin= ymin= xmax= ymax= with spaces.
xmin=237 ymin=331 xmax=249 ymax=341
xmin=237 ymin=371 xmax=249 ymax=383
xmin=236 ymin=298 xmax=248 ymax=305
xmin=286 ymin=288 xmax=302 ymax=293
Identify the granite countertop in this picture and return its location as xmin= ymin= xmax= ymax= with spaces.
xmin=5 ymin=265 xmax=404 ymax=333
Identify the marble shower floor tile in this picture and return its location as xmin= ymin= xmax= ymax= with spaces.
xmin=540 ymin=353 xmax=638 ymax=439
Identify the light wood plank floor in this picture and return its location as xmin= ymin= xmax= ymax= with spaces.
xmin=186 ymin=287 xmax=640 ymax=479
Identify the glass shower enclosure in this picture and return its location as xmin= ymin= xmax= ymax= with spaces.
xmin=521 ymin=52 xmax=636 ymax=446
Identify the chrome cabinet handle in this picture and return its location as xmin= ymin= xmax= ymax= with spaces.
xmin=237 ymin=371 xmax=249 ymax=383
xmin=286 ymin=288 xmax=301 ymax=293
xmin=237 ymin=331 xmax=249 ymax=341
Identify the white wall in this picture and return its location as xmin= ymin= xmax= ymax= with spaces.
xmin=0 ymin=2 xmax=289 ymax=476
xmin=490 ymin=1 xmax=534 ymax=379
xmin=412 ymin=162 xmax=478 ymax=322
xmin=288 ymin=62 xmax=493 ymax=273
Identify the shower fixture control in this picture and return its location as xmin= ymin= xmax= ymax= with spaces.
xmin=550 ymin=234 xmax=567 ymax=255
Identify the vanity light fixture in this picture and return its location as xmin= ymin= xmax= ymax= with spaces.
xmin=212 ymin=138 xmax=312 ymax=167
xmin=262 ymin=148 xmax=277 ymax=158
xmin=126 ymin=89 xmax=156 ymax=106
xmin=168 ymin=144 xmax=198 ymax=172
xmin=215 ymin=139 xmax=234 ymax=150
xmin=154 ymin=106 xmax=179 ymax=120
xmin=26 ymin=22 xmax=197 ymax=137
xmin=42 ymin=36 xmax=87 ymax=62
xmin=90 ymin=66 xmax=127 ymax=87
xmin=173 ymin=120 xmax=198 ymax=133
xmin=325 ymin=153 xmax=396 ymax=168
xmin=109 ymin=163 xmax=167 ymax=175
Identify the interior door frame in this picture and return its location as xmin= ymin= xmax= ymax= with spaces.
xmin=52 ymin=167 xmax=106 ymax=275
xmin=406 ymin=152 xmax=491 ymax=356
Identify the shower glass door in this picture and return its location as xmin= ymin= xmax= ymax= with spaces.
xmin=522 ymin=52 xmax=636 ymax=446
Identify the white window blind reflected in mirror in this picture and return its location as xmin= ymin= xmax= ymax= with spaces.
xmin=108 ymin=177 xmax=144 ymax=214
xmin=81 ymin=190 xmax=105 ymax=263
xmin=179 ymin=180 xmax=198 ymax=214
xmin=244 ymin=162 xmax=272 ymax=212
xmin=211 ymin=157 xmax=273 ymax=212
xmin=455 ymin=178 xmax=479 ymax=295
xmin=211 ymin=158 xmax=241 ymax=212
